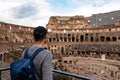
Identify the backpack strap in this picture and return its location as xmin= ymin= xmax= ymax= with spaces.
xmin=23 ymin=47 xmax=45 ymax=78
xmin=30 ymin=48 xmax=45 ymax=60
xmin=24 ymin=47 xmax=45 ymax=60
xmin=23 ymin=47 xmax=30 ymax=58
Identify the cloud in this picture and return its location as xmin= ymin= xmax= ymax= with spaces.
xmin=92 ymin=0 xmax=108 ymax=7
xmin=72 ymin=0 xmax=120 ymax=17
xmin=0 ymin=0 xmax=120 ymax=27
xmin=0 ymin=0 xmax=55 ymax=27
xmin=12 ymin=4 xmax=38 ymax=19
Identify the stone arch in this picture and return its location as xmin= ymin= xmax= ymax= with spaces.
xmin=76 ymin=34 xmax=79 ymax=42
xmin=53 ymin=38 xmax=56 ymax=42
xmin=80 ymin=35 xmax=84 ymax=42
xmin=90 ymin=37 xmax=94 ymax=42
xmin=112 ymin=37 xmax=117 ymax=41
xmin=118 ymin=37 xmax=120 ymax=40
xmin=64 ymin=60 xmax=68 ymax=64
xmin=100 ymin=36 xmax=105 ymax=42
xmin=85 ymin=33 xmax=89 ymax=41
xmin=49 ymin=38 xmax=52 ymax=42
xmin=106 ymin=37 xmax=111 ymax=41
xmin=76 ymin=37 xmax=79 ymax=42
xmin=68 ymin=34 xmax=71 ymax=37
xmin=64 ymin=37 xmax=67 ymax=42
xmin=61 ymin=47 xmax=64 ymax=54
xmin=72 ymin=37 xmax=75 ymax=42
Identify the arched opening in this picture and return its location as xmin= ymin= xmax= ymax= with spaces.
xmin=68 ymin=34 xmax=71 ymax=37
xmin=85 ymin=33 xmax=88 ymax=36
xmin=82 ymin=51 xmax=85 ymax=55
xmin=64 ymin=37 xmax=67 ymax=42
xmin=118 ymin=37 xmax=120 ymax=40
xmin=60 ymin=37 xmax=62 ymax=42
xmin=112 ymin=37 xmax=117 ymax=41
xmin=72 ymin=37 xmax=75 ymax=42
xmin=61 ymin=47 xmax=64 ymax=54
xmin=90 ymin=37 xmax=94 ymax=42
xmin=53 ymin=38 xmax=56 ymax=42
xmin=100 ymin=36 xmax=105 ymax=42
xmin=80 ymin=35 xmax=84 ymax=42
xmin=106 ymin=37 xmax=111 ymax=41
xmin=49 ymin=38 xmax=52 ymax=42
xmin=64 ymin=60 xmax=68 ymax=63
xmin=76 ymin=37 xmax=79 ymax=42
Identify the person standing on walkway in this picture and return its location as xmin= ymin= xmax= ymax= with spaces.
xmin=22 ymin=26 xmax=53 ymax=80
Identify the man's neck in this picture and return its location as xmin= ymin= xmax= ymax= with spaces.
xmin=34 ymin=41 xmax=45 ymax=47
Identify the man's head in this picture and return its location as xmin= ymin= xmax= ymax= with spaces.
xmin=33 ymin=26 xmax=48 ymax=42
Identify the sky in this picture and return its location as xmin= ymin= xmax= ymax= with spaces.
xmin=0 ymin=0 xmax=120 ymax=27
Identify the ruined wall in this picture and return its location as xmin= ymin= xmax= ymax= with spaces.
xmin=47 ymin=25 xmax=120 ymax=60
xmin=46 ymin=16 xmax=90 ymax=32
xmin=0 ymin=22 xmax=34 ymax=61
xmin=0 ymin=22 xmax=34 ymax=44
xmin=90 ymin=10 xmax=120 ymax=27
xmin=47 ymin=15 xmax=120 ymax=80
xmin=53 ymin=57 xmax=120 ymax=80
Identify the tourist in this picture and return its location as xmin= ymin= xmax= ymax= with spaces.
xmin=22 ymin=26 xmax=53 ymax=80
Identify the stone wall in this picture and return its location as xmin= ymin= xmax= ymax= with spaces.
xmin=47 ymin=26 xmax=120 ymax=60
xmin=53 ymin=57 xmax=120 ymax=80
xmin=90 ymin=10 xmax=120 ymax=27
xmin=0 ymin=22 xmax=34 ymax=62
xmin=46 ymin=16 xmax=90 ymax=32
xmin=0 ymin=22 xmax=34 ymax=44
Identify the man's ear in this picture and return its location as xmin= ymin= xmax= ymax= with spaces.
xmin=44 ymin=35 xmax=47 ymax=39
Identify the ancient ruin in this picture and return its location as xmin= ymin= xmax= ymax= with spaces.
xmin=46 ymin=11 xmax=120 ymax=80
xmin=0 ymin=10 xmax=120 ymax=80
xmin=0 ymin=22 xmax=34 ymax=62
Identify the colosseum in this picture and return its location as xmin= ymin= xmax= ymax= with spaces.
xmin=0 ymin=10 xmax=120 ymax=80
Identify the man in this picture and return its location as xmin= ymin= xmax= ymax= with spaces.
xmin=22 ymin=26 xmax=53 ymax=80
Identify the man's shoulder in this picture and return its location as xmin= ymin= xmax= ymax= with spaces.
xmin=42 ymin=49 xmax=52 ymax=55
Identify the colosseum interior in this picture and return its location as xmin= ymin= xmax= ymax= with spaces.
xmin=0 ymin=10 xmax=120 ymax=80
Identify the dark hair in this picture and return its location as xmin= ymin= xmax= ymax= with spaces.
xmin=33 ymin=26 xmax=48 ymax=41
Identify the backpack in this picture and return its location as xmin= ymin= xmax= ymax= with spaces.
xmin=10 ymin=47 xmax=44 ymax=80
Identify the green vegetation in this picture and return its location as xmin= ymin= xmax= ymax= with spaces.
xmin=7 ymin=46 xmax=27 ymax=61
xmin=7 ymin=50 xmax=22 ymax=60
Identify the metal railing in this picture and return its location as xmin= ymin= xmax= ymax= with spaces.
xmin=0 ymin=67 xmax=96 ymax=80
xmin=0 ymin=67 xmax=10 ymax=80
